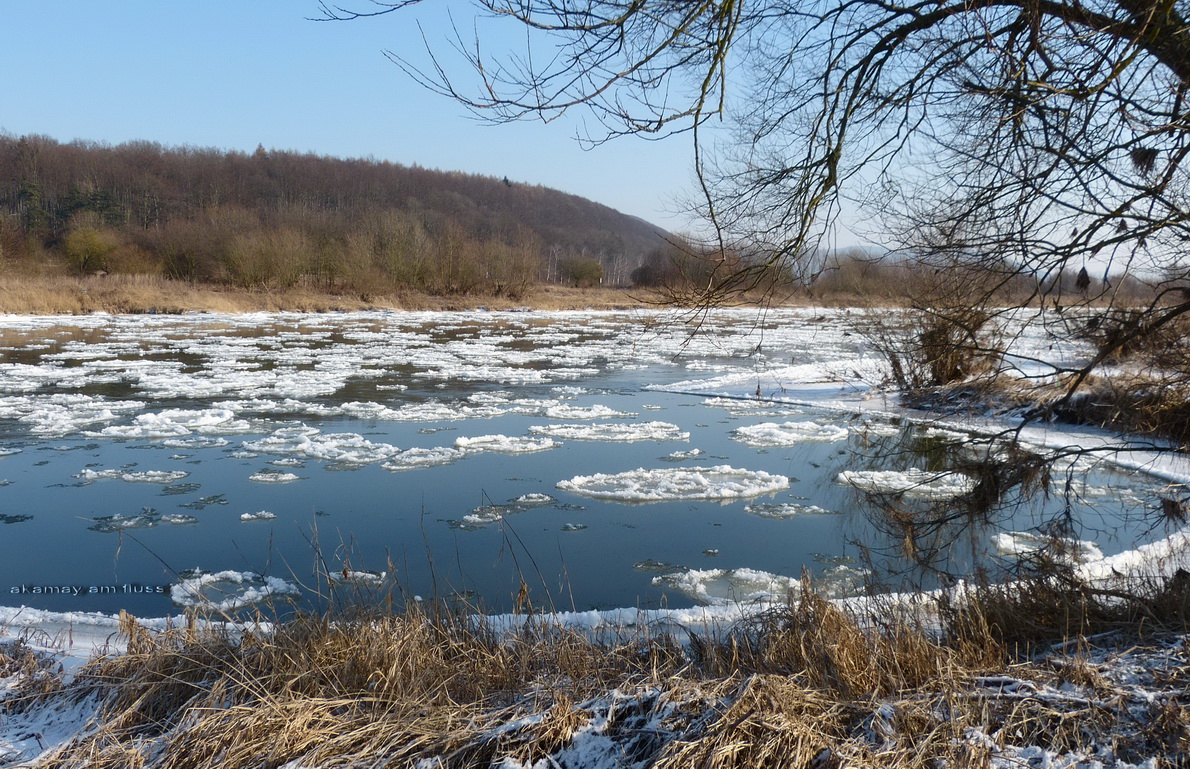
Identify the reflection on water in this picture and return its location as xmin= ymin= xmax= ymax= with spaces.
xmin=0 ymin=309 xmax=1167 ymax=615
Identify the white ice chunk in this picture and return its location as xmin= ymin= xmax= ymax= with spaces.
xmin=76 ymin=469 xmax=190 ymax=484
xmin=557 ymin=465 xmax=790 ymax=502
xmin=248 ymin=470 xmax=300 ymax=483
xmin=836 ymin=468 xmax=978 ymax=500
xmin=529 ymin=421 xmax=689 ymax=442
xmin=744 ymin=502 xmax=837 ymax=519
xmin=992 ymin=530 xmax=1104 ymax=563
xmin=380 ymin=446 xmax=468 ymax=471
xmin=654 ymin=564 xmax=867 ymax=605
xmin=732 ymin=421 xmax=849 ymax=446
xmin=170 ymin=570 xmax=299 ymax=612
xmin=455 ymin=435 xmax=560 ymax=453
xmin=240 ymin=510 xmax=278 ymax=521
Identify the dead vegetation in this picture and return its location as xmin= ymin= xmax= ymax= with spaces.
xmin=0 ymin=275 xmax=658 ymax=315
xmin=6 ymin=574 xmax=1190 ymax=768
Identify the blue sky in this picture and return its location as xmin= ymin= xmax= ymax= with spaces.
xmin=1 ymin=1 xmax=698 ymax=230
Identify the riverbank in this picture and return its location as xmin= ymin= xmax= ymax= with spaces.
xmin=0 ymin=275 xmax=664 ymax=315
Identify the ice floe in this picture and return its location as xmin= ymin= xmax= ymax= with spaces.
xmin=557 ymin=466 xmax=790 ymax=503
xmin=836 ymin=468 xmax=978 ymax=500
xmin=744 ymin=502 xmax=838 ymax=519
xmin=240 ymin=510 xmax=278 ymax=522
xmin=169 ymin=570 xmax=299 ymax=612
xmin=529 ymin=421 xmax=689 ymax=442
xmin=248 ymin=470 xmax=301 ymax=483
xmin=653 ymin=564 xmax=868 ymax=605
xmin=731 ymin=420 xmax=849 ymax=446
xmin=993 ymin=530 xmax=1105 ymax=563
xmin=454 ymin=434 xmax=560 ymax=453
xmin=76 ymin=469 xmax=190 ymax=484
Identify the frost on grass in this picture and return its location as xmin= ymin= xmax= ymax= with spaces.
xmin=529 ymin=421 xmax=690 ymax=442
xmin=170 ymin=570 xmax=299 ymax=612
xmin=836 ymin=468 xmax=978 ymax=500
xmin=557 ymin=466 xmax=790 ymax=503
xmin=731 ymin=421 xmax=849 ymax=446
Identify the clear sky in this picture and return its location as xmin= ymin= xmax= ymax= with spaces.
xmin=0 ymin=1 xmax=699 ymax=231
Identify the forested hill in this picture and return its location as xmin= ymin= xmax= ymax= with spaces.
xmin=0 ymin=135 xmax=667 ymax=296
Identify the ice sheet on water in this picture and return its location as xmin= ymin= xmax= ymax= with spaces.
xmin=744 ymin=502 xmax=838 ymax=519
xmin=557 ymin=465 xmax=790 ymax=503
xmin=454 ymin=434 xmax=560 ymax=453
xmin=89 ymin=508 xmax=197 ymax=532
xmin=0 ymin=394 xmax=143 ymax=437
xmin=653 ymin=564 xmax=868 ymax=605
xmin=380 ymin=446 xmax=467 ymax=472
xmin=992 ymin=531 xmax=1104 ymax=563
xmin=170 ymin=570 xmax=299 ymax=612
xmin=248 ymin=470 xmax=301 ymax=483
xmin=732 ymin=421 xmax=849 ymax=446
xmin=76 ymin=469 xmax=190 ymax=484
xmin=451 ymin=493 xmax=556 ymax=529
xmin=161 ymin=437 xmax=230 ymax=449
xmin=543 ymin=404 xmax=636 ymax=420
xmin=836 ymin=468 xmax=978 ymax=500
xmin=240 ymin=511 xmax=277 ymax=522
xmin=662 ymin=448 xmax=705 ymax=462
xmin=529 ymin=421 xmax=690 ymax=442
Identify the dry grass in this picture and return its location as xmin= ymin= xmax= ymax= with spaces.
xmin=10 ymin=574 xmax=1187 ymax=768
xmin=0 ymin=275 xmax=659 ymax=315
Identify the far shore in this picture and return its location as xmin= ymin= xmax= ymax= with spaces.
xmin=0 ymin=274 xmax=676 ymax=315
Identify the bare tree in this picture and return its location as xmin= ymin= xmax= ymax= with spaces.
xmin=321 ymin=0 xmax=1190 ymax=441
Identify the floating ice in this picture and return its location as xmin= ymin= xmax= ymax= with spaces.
xmin=529 ymin=421 xmax=689 ymax=443
xmin=455 ymin=434 xmax=560 ymax=453
xmin=92 ymin=408 xmax=252 ymax=439
xmin=452 ymin=493 xmax=557 ymax=530
xmin=240 ymin=511 xmax=278 ymax=522
xmin=662 ymin=448 xmax=705 ymax=461
xmin=732 ymin=421 xmax=849 ymax=446
xmin=543 ymin=404 xmax=635 ymax=420
xmin=992 ymin=531 xmax=1104 ymax=563
xmin=744 ymin=502 xmax=837 ymax=519
xmin=653 ymin=564 xmax=868 ymax=605
xmin=76 ymin=469 xmax=190 ymax=485
xmin=557 ymin=466 xmax=790 ymax=503
xmin=0 ymin=448 xmax=21 ymax=457
xmin=329 ymin=569 xmax=387 ymax=586
xmin=836 ymin=468 xmax=978 ymax=500
xmin=161 ymin=437 xmax=230 ymax=450
xmin=248 ymin=470 xmax=300 ymax=483
xmin=380 ymin=446 xmax=467 ymax=471
xmin=88 ymin=508 xmax=197 ymax=532
xmin=169 ymin=570 xmax=299 ymax=612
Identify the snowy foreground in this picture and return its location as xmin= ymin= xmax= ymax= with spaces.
xmin=3 ymin=307 xmax=1190 ymax=766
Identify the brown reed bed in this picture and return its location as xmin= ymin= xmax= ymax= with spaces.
xmin=5 ymin=571 xmax=1188 ymax=768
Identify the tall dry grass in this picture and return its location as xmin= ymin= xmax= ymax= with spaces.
xmin=16 ymin=572 xmax=1188 ymax=768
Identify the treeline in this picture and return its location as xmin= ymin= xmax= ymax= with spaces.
xmin=0 ymin=135 xmax=667 ymax=297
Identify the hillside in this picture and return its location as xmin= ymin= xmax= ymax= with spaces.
xmin=0 ymin=135 xmax=667 ymax=296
